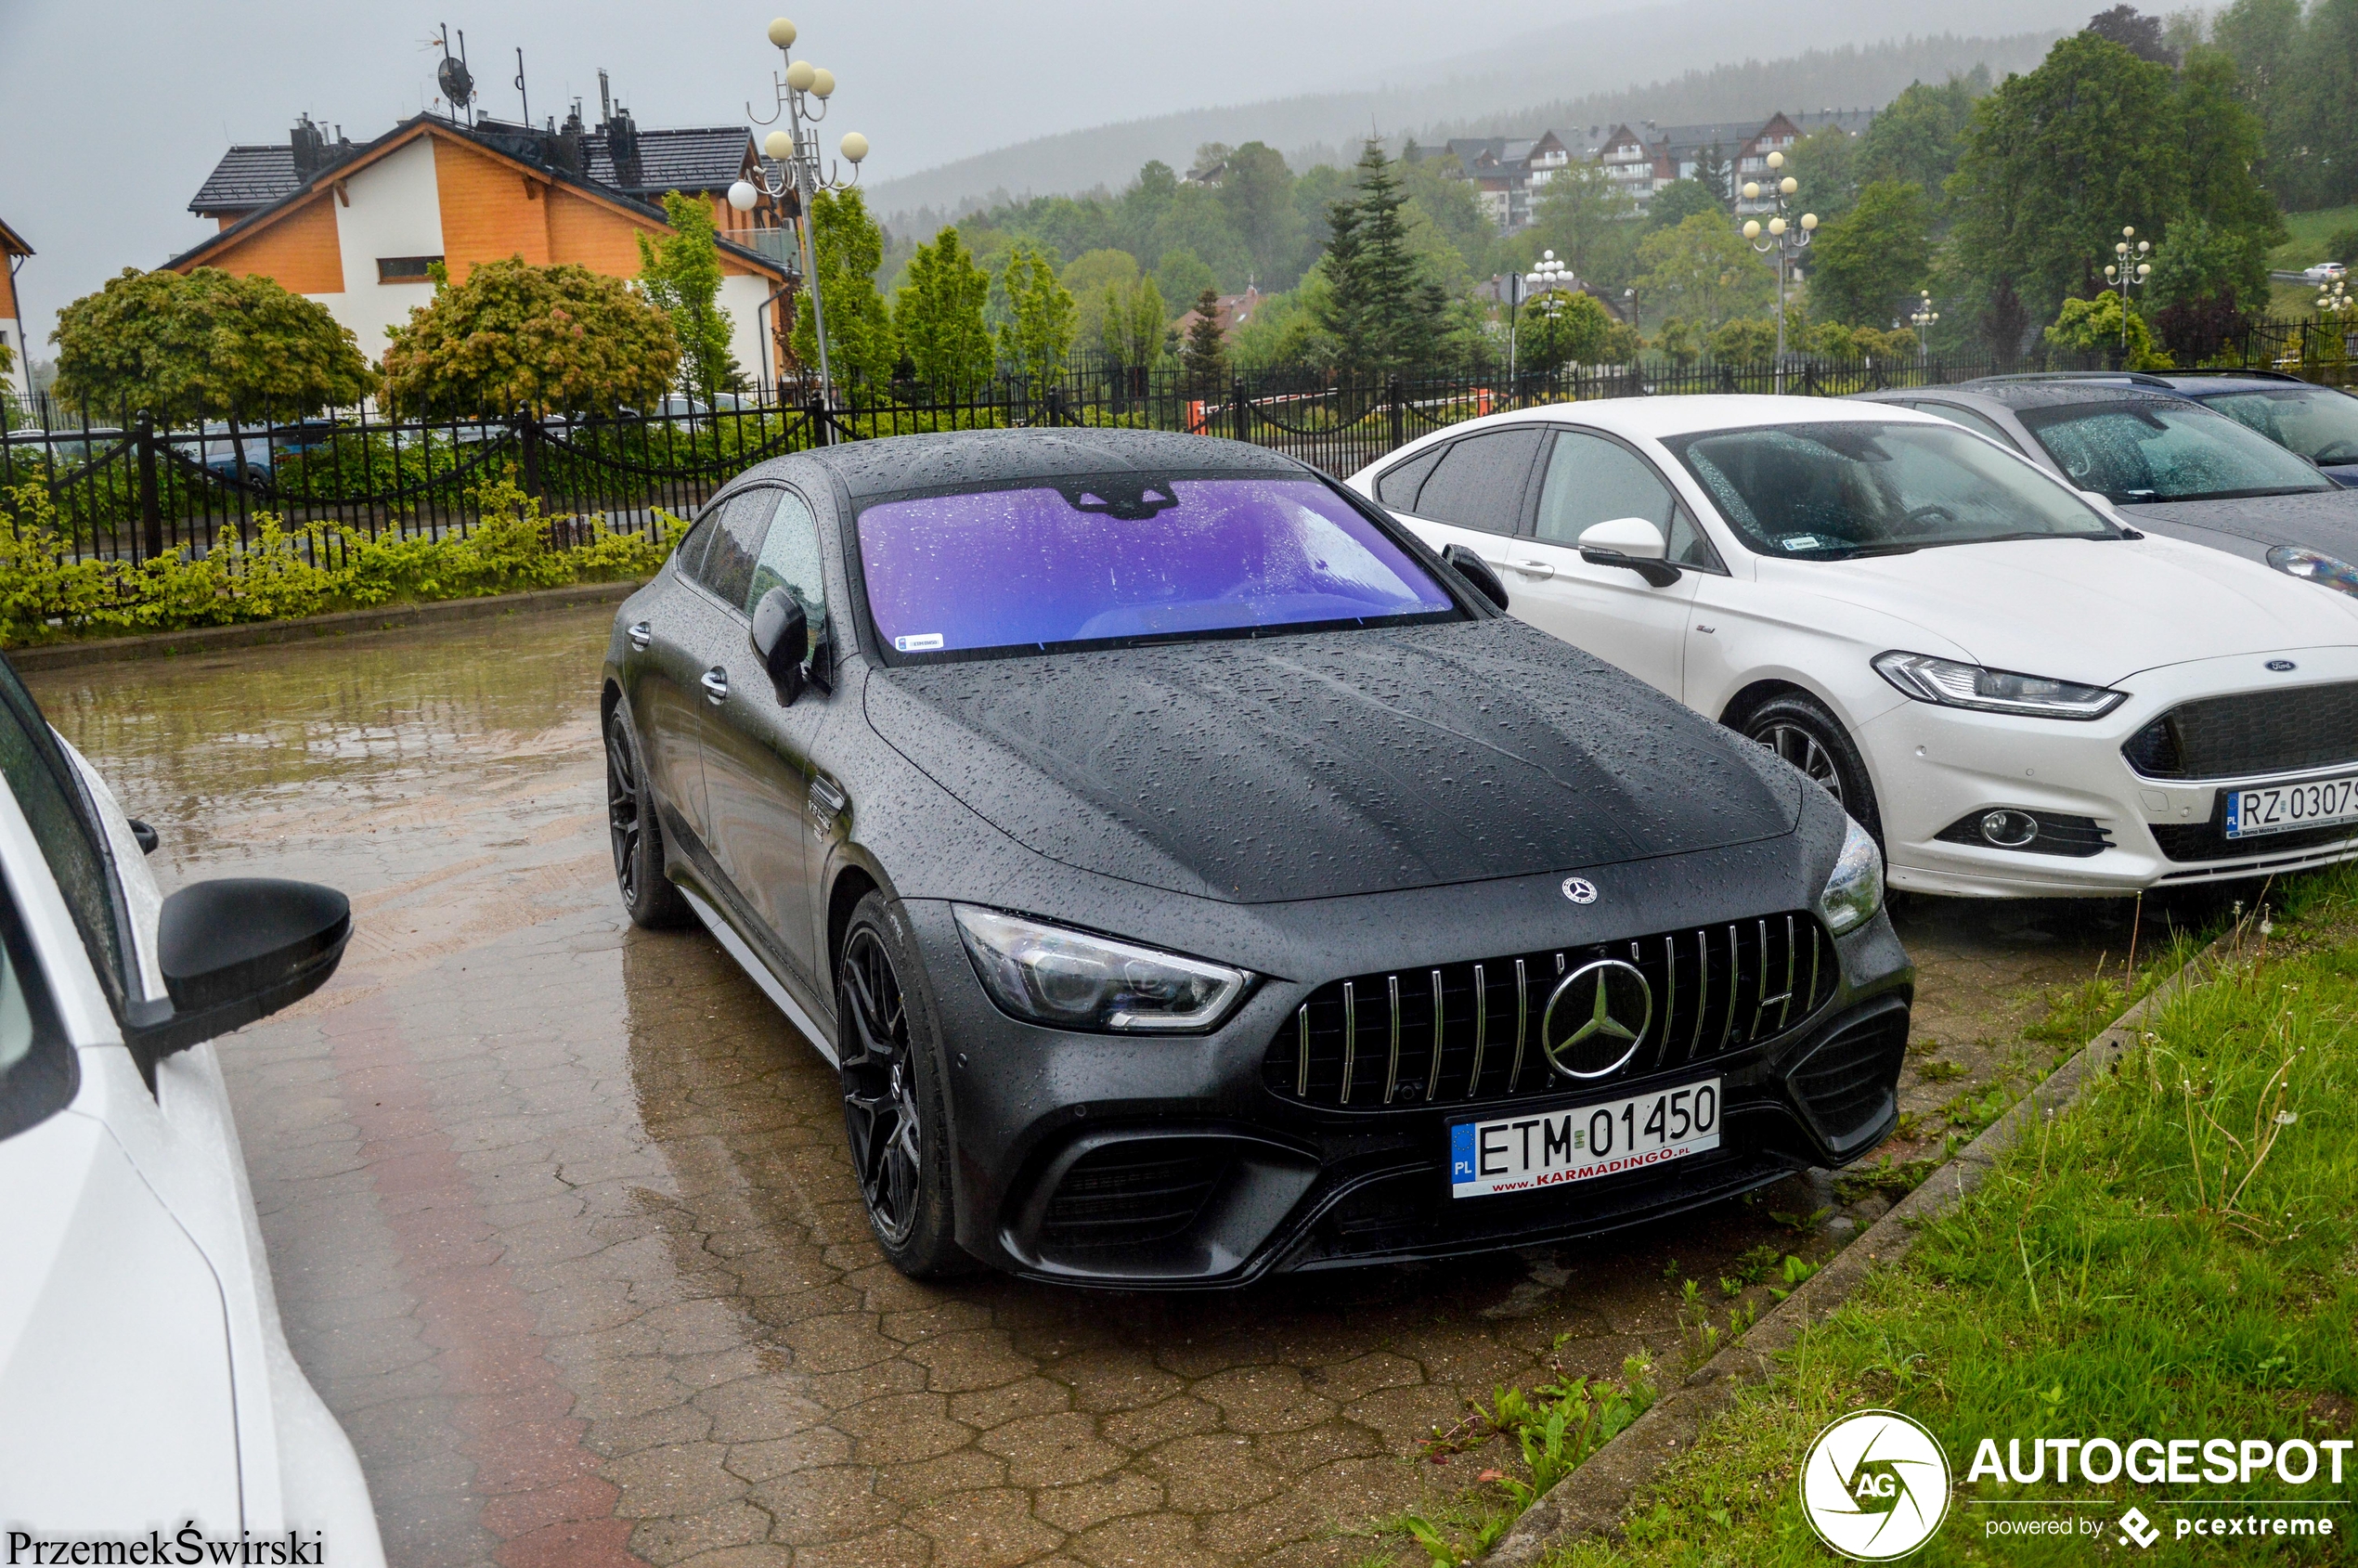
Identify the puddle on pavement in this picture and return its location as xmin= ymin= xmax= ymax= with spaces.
xmin=25 ymin=609 xmax=2214 ymax=1568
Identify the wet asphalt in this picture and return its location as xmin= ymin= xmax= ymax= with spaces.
xmin=29 ymin=604 xmax=2182 ymax=1568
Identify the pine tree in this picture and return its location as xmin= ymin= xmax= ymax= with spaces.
xmin=1315 ymin=139 xmax=1447 ymax=373
xmin=1181 ymin=287 xmax=1228 ymax=385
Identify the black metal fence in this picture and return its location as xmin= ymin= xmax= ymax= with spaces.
xmin=5 ymin=322 xmax=2349 ymax=564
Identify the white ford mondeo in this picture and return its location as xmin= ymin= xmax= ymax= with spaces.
xmin=1349 ymin=395 xmax=2358 ymax=898
xmin=0 ymin=657 xmax=382 ymax=1559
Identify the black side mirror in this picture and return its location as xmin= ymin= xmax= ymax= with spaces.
xmin=1577 ymin=547 xmax=1683 ymax=588
xmin=127 ymin=877 xmax=352 ymax=1082
xmin=751 ymin=586 xmax=809 ymax=705
xmin=1442 ymin=543 xmax=1510 ymax=611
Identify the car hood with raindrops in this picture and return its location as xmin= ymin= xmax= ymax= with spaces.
xmin=861 ymin=615 xmax=1803 ymax=904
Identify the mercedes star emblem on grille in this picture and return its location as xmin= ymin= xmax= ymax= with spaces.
xmin=1561 ymin=876 xmax=1599 ymax=903
xmin=1541 ymin=958 xmax=1654 ymax=1079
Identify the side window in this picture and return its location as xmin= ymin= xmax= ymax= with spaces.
xmin=1917 ymin=401 xmax=2023 ymax=453
xmin=1409 ymin=429 xmax=1546 ymax=534
xmin=695 ymin=490 xmax=771 ymax=615
xmin=1375 ymin=446 xmax=1446 ymax=511
xmin=1665 ymin=508 xmax=1725 ymax=572
xmin=674 ymin=510 xmax=722 ymax=582
xmin=0 ymin=875 xmax=73 ymax=1142
xmin=745 ymin=489 xmax=830 ymax=660
xmin=1535 ymin=430 xmax=1678 ymax=542
xmin=0 ymin=665 xmax=125 ymax=1004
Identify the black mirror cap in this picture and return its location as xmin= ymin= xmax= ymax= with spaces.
xmin=750 ymin=586 xmax=809 ymax=704
xmin=1579 ymin=546 xmax=1683 ymax=588
xmin=128 ymin=878 xmax=352 ymax=1079
xmin=1441 ymin=543 xmax=1510 ymax=611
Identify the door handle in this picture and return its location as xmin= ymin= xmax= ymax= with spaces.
xmin=700 ymin=667 xmax=729 ymax=705
xmin=1508 ymin=559 xmax=1556 ymax=579
xmin=628 ymin=621 xmax=652 ymax=652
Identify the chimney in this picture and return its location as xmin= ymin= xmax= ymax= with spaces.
xmin=290 ymin=112 xmax=328 ymax=178
xmin=551 ymin=100 xmax=587 ymax=175
xmin=607 ymin=105 xmax=641 ymax=188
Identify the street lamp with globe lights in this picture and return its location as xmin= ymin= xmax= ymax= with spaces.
xmin=1739 ymin=150 xmax=1817 ymax=390
xmin=731 ymin=17 xmax=869 ymax=417
xmin=1911 ymin=291 xmax=1938 ymax=361
xmin=2103 ymin=226 xmax=2152 ymax=355
xmin=1518 ymin=251 xmax=1581 ymax=381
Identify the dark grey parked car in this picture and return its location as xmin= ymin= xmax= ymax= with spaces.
xmin=600 ymin=429 xmax=1913 ymax=1289
xmin=1851 ymin=381 xmax=2358 ymax=603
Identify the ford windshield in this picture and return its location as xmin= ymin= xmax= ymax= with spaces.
xmin=856 ymin=474 xmax=1461 ymax=660
xmin=1664 ymin=421 xmax=2121 ymax=561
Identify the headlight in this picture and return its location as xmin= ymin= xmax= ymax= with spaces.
xmin=952 ymin=906 xmax=1253 ymax=1032
xmin=2268 ymin=544 xmax=2358 ymax=599
xmin=1872 ymin=651 xmax=2128 ymax=719
xmin=1818 ymin=817 xmax=1885 ymax=936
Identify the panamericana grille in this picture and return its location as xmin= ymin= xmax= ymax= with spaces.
xmin=1263 ymin=912 xmax=1835 ymax=1112
xmin=2124 ymin=681 xmax=2358 ymax=781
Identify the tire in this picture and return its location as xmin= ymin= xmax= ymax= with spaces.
xmin=1737 ymin=691 xmax=1884 ymax=844
xmin=605 ymin=707 xmax=694 ymax=930
xmin=836 ymin=893 xmax=970 ymax=1278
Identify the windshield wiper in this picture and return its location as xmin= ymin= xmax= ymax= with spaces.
xmin=1813 ymin=542 xmax=1922 ymax=560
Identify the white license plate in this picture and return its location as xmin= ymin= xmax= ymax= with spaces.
xmin=1448 ymin=1078 xmax=1720 ymax=1199
xmin=2223 ymin=774 xmax=2358 ymax=839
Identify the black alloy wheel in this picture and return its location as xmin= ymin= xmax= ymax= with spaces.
xmin=1740 ymin=691 xmax=1884 ymax=844
xmin=836 ymin=894 xmax=965 ymax=1276
xmin=605 ymin=710 xmax=693 ymax=929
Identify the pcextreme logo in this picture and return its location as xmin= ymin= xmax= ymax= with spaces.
xmin=1801 ymin=1409 xmax=1953 ymax=1560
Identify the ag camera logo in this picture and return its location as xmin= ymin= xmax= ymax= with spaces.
xmin=1801 ymin=1409 xmax=1951 ymax=1560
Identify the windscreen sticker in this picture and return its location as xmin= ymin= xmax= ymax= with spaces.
xmin=894 ymin=633 xmax=945 ymax=652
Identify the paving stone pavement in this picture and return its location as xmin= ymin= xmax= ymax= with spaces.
xmin=29 ymin=604 xmax=2163 ymax=1568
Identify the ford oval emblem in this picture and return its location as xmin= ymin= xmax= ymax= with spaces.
xmin=2266 ymin=659 xmax=2297 ymax=672
xmin=1561 ymin=876 xmax=1598 ymax=904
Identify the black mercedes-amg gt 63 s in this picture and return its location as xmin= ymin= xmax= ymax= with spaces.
xmin=602 ymin=428 xmax=1912 ymax=1289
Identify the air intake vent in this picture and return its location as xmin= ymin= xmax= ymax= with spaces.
xmin=1039 ymin=1142 xmax=1230 ymax=1250
xmin=2124 ymin=682 xmax=2358 ymax=781
xmin=1263 ymin=913 xmax=1835 ymax=1113
xmin=1791 ymin=1006 xmax=1908 ymax=1151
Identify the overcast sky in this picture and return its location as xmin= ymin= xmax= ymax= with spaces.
xmin=0 ymin=0 xmax=2076 ymax=349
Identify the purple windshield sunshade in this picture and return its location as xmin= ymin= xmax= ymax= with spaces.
xmin=857 ymin=478 xmax=1455 ymax=655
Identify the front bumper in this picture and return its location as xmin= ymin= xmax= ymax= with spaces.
xmin=905 ymin=883 xmax=1913 ymax=1289
xmin=1864 ymin=646 xmax=2358 ymax=898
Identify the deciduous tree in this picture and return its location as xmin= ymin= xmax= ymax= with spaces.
xmin=1100 ymin=277 xmax=1168 ymax=369
xmin=1518 ymin=290 xmax=1613 ymax=372
xmin=1528 ymin=163 xmax=1639 ymax=290
xmin=380 ymin=258 xmax=677 ymax=416
xmin=637 ymin=192 xmax=739 ymax=402
xmin=54 ymin=266 xmax=376 ymax=420
xmin=1644 ymin=178 xmax=1725 ymax=233
xmin=1635 ymin=212 xmax=1771 ymax=330
xmin=1806 ymin=180 xmax=1932 ymax=327
xmin=1001 ymin=241 xmax=1077 ymax=393
xmin=793 ymin=188 xmax=897 ymax=391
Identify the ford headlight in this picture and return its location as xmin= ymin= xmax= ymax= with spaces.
xmin=2268 ymin=544 xmax=2358 ymax=599
xmin=1872 ymin=651 xmax=2127 ymax=719
xmin=952 ymin=906 xmax=1253 ymax=1032
xmin=1818 ymin=818 xmax=1885 ymax=936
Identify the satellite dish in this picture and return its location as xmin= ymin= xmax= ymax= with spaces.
xmin=437 ymin=54 xmax=474 ymax=109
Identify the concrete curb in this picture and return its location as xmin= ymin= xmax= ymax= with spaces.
xmin=4 ymin=579 xmax=643 ymax=672
xmin=1485 ymin=934 xmax=2230 ymax=1566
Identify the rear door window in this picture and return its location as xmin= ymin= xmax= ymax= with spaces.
xmin=1374 ymin=446 xmax=1447 ymax=511
xmin=1406 ymin=429 xmax=1546 ymax=534
xmin=0 ymin=661 xmax=127 ymax=1007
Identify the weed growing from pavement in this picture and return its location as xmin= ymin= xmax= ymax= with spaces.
xmin=1539 ymin=865 xmax=2358 ymax=1567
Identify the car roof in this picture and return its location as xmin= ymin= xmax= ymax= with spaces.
xmin=796 ymin=427 xmax=1304 ymax=501
xmin=1944 ymin=380 xmax=2190 ymax=411
xmin=1411 ymin=394 xmax=1952 ymax=444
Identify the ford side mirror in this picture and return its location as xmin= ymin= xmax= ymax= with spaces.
xmin=1577 ymin=516 xmax=1682 ymax=587
xmin=1442 ymin=543 xmax=1509 ymax=611
xmin=751 ymin=587 xmax=809 ymax=705
xmin=126 ymin=877 xmax=352 ymax=1084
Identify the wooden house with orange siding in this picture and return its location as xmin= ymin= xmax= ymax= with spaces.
xmin=171 ymin=110 xmax=797 ymax=387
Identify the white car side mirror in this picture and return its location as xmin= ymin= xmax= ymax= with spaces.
xmin=1577 ymin=516 xmax=1668 ymax=559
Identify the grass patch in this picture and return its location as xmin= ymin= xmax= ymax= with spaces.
xmin=1543 ymin=866 xmax=2358 ymax=1566
xmin=2269 ymin=204 xmax=2358 ymax=273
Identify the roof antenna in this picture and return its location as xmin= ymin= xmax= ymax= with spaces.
xmin=598 ymin=69 xmax=613 ymax=126
xmin=434 ymin=25 xmax=476 ymax=126
xmin=513 ymin=47 xmax=529 ymax=129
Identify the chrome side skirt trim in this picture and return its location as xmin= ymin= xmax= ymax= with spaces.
xmin=679 ymin=884 xmax=840 ymax=1066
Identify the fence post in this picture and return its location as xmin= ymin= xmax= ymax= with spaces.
xmin=1387 ymin=375 xmax=1405 ymax=453
xmin=514 ymin=407 xmax=544 ymax=502
xmin=1231 ymin=377 xmax=1251 ymax=444
xmin=806 ymin=392 xmax=830 ymax=448
xmin=135 ymin=410 xmax=162 ymax=564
